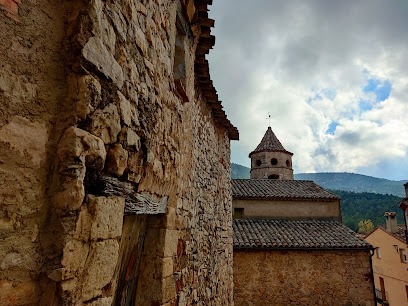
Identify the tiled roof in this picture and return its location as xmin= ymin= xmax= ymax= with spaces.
xmin=233 ymin=219 xmax=372 ymax=249
xmin=377 ymin=225 xmax=406 ymax=243
xmin=249 ymin=127 xmax=292 ymax=157
xmin=232 ymin=179 xmax=340 ymax=201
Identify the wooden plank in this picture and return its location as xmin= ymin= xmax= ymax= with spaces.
xmin=112 ymin=215 xmax=148 ymax=306
xmin=201 ymin=18 xmax=214 ymax=27
xmin=85 ymin=171 xmax=168 ymax=215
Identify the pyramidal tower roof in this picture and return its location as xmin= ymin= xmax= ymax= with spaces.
xmin=249 ymin=127 xmax=293 ymax=157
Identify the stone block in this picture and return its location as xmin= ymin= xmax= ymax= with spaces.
xmin=57 ymin=126 xmax=106 ymax=172
xmin=106 ymin=144 xmax=128 ymax=177
xmin=82 ymin=240 xmax=119 ymax=301
xmin=88 ymin=195 xmax=125 ymax=240
xmin=88 ymin=104 xmax=121 ymax=144
xmin=82 ymin=36 xmax=124 ymax=89
xmin=61 ymin=239 xmax=90 ymax=279
xmin=76 ymin=74 xmax=102 ymax=119
xmin=119 ymin=127 xmax=141 ymax=150
xmin=74 ymin=207 xmax=92 ymax=242
xmin=117 ymin=90 xmax=139 ymax=126
xmin=52 ymin=179 xmax=85 ymax=212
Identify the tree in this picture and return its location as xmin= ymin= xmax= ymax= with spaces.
xmin=358 ymin=220 xmax=374 ymax=235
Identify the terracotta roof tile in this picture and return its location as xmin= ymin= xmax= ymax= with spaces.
xmin=232 ymin=179 xmax=340 ymax=201
xmin=249 ymin=127 xmax=292 ymax=157
xmin=233 ymin=219 xmax=372 ymax=249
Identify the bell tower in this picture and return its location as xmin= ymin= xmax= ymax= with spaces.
xmin=249 ymin=127 xmax=294 ymax=180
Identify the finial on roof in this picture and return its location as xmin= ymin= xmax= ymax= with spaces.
xmin=266 ymin=112 xmax=271 ymax=127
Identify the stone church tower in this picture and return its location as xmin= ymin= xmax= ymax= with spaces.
xmin=249 ymin=127 xmax=294 ymax=180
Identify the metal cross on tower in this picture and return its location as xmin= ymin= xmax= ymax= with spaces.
xmin=266 ymin=112 xmax=271 ymax=127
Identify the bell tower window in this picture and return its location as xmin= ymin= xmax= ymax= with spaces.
xmin=256 ymin=160 xmax=262 ymax=166
xmin=268 ymin=174 xmax=279 ymax=179
xmin=271 ymin=158 xmax=278 ymax=165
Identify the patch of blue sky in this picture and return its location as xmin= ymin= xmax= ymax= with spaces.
xmin=363 ymin=78 xmax=391 ymax=102
xmin=306 ymin=88 xmax=335 ymax=104
xmin=321 ymin=88 xmax=336 ymax=101
xmin=326 ymin=121 xmax=339 ymax=135
xmin=358 ymin=100 xmax=373 ymax=112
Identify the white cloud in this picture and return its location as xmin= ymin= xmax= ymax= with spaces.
xmin=209 ymin=0 xmax=408 ymax=180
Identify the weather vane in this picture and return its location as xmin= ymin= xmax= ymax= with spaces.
xmin=266 ymin=112 xmax=271 ymax=127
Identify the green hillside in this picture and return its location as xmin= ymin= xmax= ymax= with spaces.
xmin=231 ymin=163 xmax=250 ymax=179
xmin=295 ymin=172 xmax=407 ymax=197
xmin=330 ymin=190 xmax=403 ymax=230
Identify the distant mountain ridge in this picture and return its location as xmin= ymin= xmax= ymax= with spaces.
xmin=231 ymin=163 xmax=407 ymax=197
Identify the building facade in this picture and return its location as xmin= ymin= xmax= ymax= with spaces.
xmin=0 ymin=0 xmax=237 ymax=305
xmin=233 ymin=127 xmax=375 ymax=305
xmin=365 ymin=213 xmax=408 ymax=305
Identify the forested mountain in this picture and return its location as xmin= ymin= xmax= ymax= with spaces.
xmin=295 ymin=172 xmax=407 ymax=197
xmin=330 ymin=190 xmax=403 ymax=230
xmin=231 ymin=163 xmax=407 ymax=197
xmin=231 ymin=163 xmax=250 ymax=179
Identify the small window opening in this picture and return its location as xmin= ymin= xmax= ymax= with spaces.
xmin=271 ymin=158 xmax=278 ymax=165
xmin=286 ymin=160 xmax=290 ymax=167
xmin=256 ymin=160 xmax=262 ymax=166
xmin=234 ymin=208 xmax=244 ymax=219
xmin=173 ymin=18 xmax=188 ymax=102
xmin=268 ymin=174 xmax=279 ymax=179
xmin=376 ymin=247 xmax=381 ymax=259
xmin=401 ymin=249 xmax=407 ymax=263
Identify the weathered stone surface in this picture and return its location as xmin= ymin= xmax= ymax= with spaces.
xmin=88 ymin=104 xmax=121 ymax=144
xmin=0 ymin=116 xmax=47 ymax=168
xmin=57 ymin=126 xmax=106 ymax=172
xmin=119 ymin=126 xmax=141 ymax=150
xmin=61 ymin=239 xmax=90 ymax=280
xmin=52 ymin=179 xmax=85 ymax=212
xmin=1 ymin=1 xmax=235 ymax=305
xmin=76 ymin=74 xmax=102 ymax=119
xmin=82 ymin=36 xmax=124 ymax=88
xmin=0 ymin=280 xmax=40 ymax=305
xmin=86 ymin=297 xmax=113 ymax=306
xmin=89 ymin=0 xmax=116 ymax=52
xmin=234 ymin=250 xmax=374 ymax=305
xmin=106 ymin=144 xmax=129 ymax=177
xmin=117 ymin=91 xmax=139 ymax=126
xmin=88 ymin=195 xmax=125 ymax=240
xmin=82 ymin=240 xmax=120 ymax=301
xmin=74 ymin=208 xmax=92 ymax=242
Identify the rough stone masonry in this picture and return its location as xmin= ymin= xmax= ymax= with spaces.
xmin=0 ymin=0 xmax=238 ymax=305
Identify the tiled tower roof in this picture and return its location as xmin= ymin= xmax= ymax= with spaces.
xmin=249 ymin=127 xmax=292 ymax=157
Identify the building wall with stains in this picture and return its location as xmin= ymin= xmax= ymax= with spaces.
xmin=234 ymin=249 xmax=375 ymax=305
xmin=0 ymin=0 xmax=235 ymax=304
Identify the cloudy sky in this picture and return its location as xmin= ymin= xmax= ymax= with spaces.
xmin=208 ymin=0 xmax=408 ymax=181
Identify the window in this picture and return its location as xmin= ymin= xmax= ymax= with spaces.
xmin=256 ymin=160 xmax=262 ymax=166
xmin=286 ymin=160 xmax=290 ymax=167
xmin=406 ymin=285 xmax=408 ymax=301
xmin=234 ymin=208 xmax=244 ymax=219
xmin=400 ymin=249 xmax=407 ymax=263
xmin=271 ymin=158 xmax=278 ymax=165
xmin=379 ymin=277 xmax=386 ymax=301
xmin=376 ymin=247 xmax=381 ymax=259
xmin=268 ymin=174 xmax=279 ymax=180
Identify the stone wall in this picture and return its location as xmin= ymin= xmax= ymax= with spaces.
xmin=250 ymin=151 xmax=293 ymax=180
xmin=234 ymin=249 xmax=375 ymax=305
xmin=0 ymin=0 xmax=235 ymax=304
